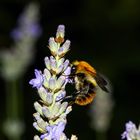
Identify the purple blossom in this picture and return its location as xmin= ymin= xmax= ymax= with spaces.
xmin=29 ymin=69 xmax=44 ymax=88
xmin=10 ymin=3 xmax=42 ymax=41
xmin=29 ymin=24 xmax=42 ymax=37
xmin=40 ymin=122 xmax=66 ymax=140
xmin=11 ymin=29 xmax=23 ymax=41
xmin=11 ymin=24 xmax=41 ymax=40
xmin=121 ymin=121 xmax=139 ymax=140
xmin=121 ymin=121 xmax=135 ymax=139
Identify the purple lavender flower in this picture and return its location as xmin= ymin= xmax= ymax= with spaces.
xmin=121 ymin=121 xmax=140 ymax=140
xmin=31 ymin=25 xmax=78 ymax=140
xmin=40 ymin=122 xmax=66 ymax=140
xmin=0 ymin=2 xmax=42 ymax=81
xmin=11 ymin=3 xmax=42 ymax=41
xmin=29 ymin=69 xmax=44 ymax=88
xmin=11 ymin=24 xmax=41 ymax=40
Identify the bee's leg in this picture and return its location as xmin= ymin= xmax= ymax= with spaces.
xmin=68 ymin=101 xmax=75 ymax=106
xmin=57 ymin=90 xmax=80 ymax=104
xmin=56 ymin=95 xmax=74 ymax=106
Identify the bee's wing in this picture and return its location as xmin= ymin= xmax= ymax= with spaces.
xmin=94 ymin=73 xmax=109 ymax=92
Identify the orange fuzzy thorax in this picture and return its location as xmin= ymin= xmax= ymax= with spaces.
xmin=72 ymin=61 xmax=96 ymax=75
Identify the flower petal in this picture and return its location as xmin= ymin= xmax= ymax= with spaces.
xmin=59 ymin=102 xmax=68 ymax=114
xmin=50 ymin=56 xmax=57 ymax=73
xmin=63 ymin=66 xmax=71 ymax=76
xmin=44 ymin=57 xmax=51 ymax=70
xmin=38 ymin=87 xmax=47 ymax=102
xmin=34 ymin=102 xmax=43 ymax=116
xmin=49 ymin=77 xmax=56 ymax=91
xmin=34 ymin=135 xmax=41 ymax=140
xmin=42 ymin=106 xmax=51 ymax=118
xmin=63 ymin=59 xmax=69 ymax=71
xmin=51 ymin=102 xmax=61 ymax=117
xmin=33 ymin=113 xmax=47 ymax=132
xmin=33 ymin=122 xmax=45 ymax=133
xmin=56 ymin=76 xmax=65 ymax=90
xmin=44 ymin=68 xmax=51 ymax=80
xmin=55 ymin=25 xmax=65 ymax=43
xmin=48 ymin=37 xmax=59 ymax=56
xmin=45 ymin=92 xmax=53 ymax=105
xmin=56 ymin=25 xmax=65 ymax=39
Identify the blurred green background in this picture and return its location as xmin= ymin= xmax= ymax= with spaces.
xmin=0 ymin=0 xmax=140 ymax=140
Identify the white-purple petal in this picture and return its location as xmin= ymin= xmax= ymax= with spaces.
xmin=56 ymin=76 xmax=65 ymax=89
xmin=49 ymin=77 xmax=56 ymax=90
xmin=58 ymin=47 xmax=64 ymax=56
xmin=45 ymin=92 xmax=53 ymax=105
xmin=62 ymin=40 xmax=70 ymax=52
xmin=42 ymin=107 xmax=51 ymax=118
xmin=40 ymin=133 xmax=49 ymax=139
xmin=38 ymin=87 xmax=49 ymax=103
xmin=63 ymin=59 xmax=69 ymax=71
xmin=44 ymin=57 xmax=51 ymax=70
xmin=59 ymin=102 xmax=68 ymax=114
xmin=48 ymin=37 xmax=58 ymax=55
xmin=33 ymin=112 xmax=41 ymax=121
xmin=34 ymin=135 xmax=40 ymax=140
xmin=33 ymin=122 xmax=45 ymax=133
xmin=50 ymin=56 xmax=57 ymax=73
xmin=51 ymin=102 xmax=61 ymax=117
xmin=36 ymin=118 xmax=47 ymax=132
xmin=57 ymin=65 xmax=64 ymax=74
xmin=34 ymin=102 xmax=43 ymax=116
xmin=44 ymin=68 xmax=51 ymax=80
xmin=63 ymin=66 xmax=71 ymax=76
xmin=56 ymin=25 xmax=65 ymax=38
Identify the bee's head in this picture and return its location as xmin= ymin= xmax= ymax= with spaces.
xmin=71 ymin=60 xmax=79 ymax=74
xmin=72 ymin=60 xmax=80 ymax=66
xmin=71 ymin=65 xmax=76 ymax=75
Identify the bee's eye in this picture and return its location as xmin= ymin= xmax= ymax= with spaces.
xmin=71 ymin=66 xmax=76 ymax=74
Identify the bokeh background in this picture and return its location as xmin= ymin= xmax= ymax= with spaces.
xmin=0 ymin=0 xmax=140 ymax=140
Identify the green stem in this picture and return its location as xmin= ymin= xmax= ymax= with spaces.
xmin=4 ymin=79 xmax=24 ymax=140
xmin=17 ymin=78 xmax=24 ymax=118
xmin=95 ymin=131 xmax=107 ymax=140
xmin=6 ymin=80 xmax=19 ymax=118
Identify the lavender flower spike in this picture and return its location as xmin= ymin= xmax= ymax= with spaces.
xmin=121 ymin=121 xmax=140 ymax=140
xmin=29 ymin=25 xmax=78 ymax=140
xmin=0 ymin=2 xmax=41 ymax=80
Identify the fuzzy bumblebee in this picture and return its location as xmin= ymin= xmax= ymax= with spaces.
xmin=62 ymin=60 xmax=109 ymax=105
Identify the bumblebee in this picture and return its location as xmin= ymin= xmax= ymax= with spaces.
xmin=62 ymin=60 xmax=109 ymax=105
